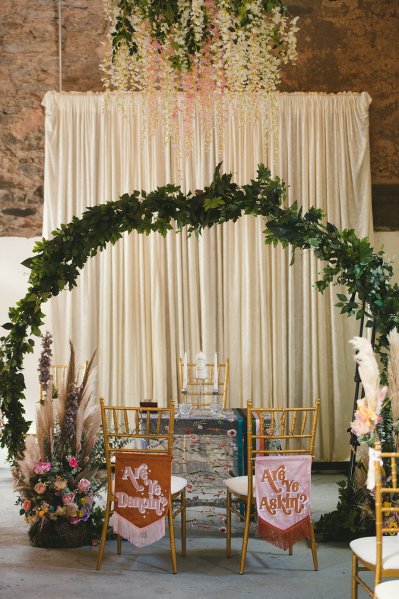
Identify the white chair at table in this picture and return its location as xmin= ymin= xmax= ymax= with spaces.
xmin=178 ymin=357 xmax=229 ymax=409
xmin=350 ymin=443 xmax=399 ymax=597
xmin=375 ymin=581 xmax=399 ymax=599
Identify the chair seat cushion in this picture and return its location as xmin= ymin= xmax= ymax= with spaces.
xmin=350 ymin=536 xmax=399 ymax=570
xmin=375 ymin=580 xmax=399 ymax=599
xmin=171 ymin=475 xmax=187 ymax=495
xmin=223 ymin=475 xmax=254 ymax=497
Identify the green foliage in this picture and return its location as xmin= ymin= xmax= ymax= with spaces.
xmin=1 ymin=162 xmax=399 ymax=459
xmin=315 ymin=478 xmax=375 ymax=542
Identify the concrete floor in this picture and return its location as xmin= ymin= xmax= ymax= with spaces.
xmin=0 ymin=468 xmax=374 ymax=599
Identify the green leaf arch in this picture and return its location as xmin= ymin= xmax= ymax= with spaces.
xmin=1 ymin=164 xmax=398 ymax=459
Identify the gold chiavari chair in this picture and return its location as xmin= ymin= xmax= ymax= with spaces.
xmin=224 ymin=399 xmax=320 ymax=574
xmin=96 ymin=399 xmax=187 ymax=573
xmin=39 ymin=362 xmax=88 ymax=402
xmin=178 ymin=358 xmax=229 ymax=409
xmin=350 ymin=443 xmax=399 ymax=598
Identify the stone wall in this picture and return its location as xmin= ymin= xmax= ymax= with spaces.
xmin=0 ymin=0 xmax=398 ymax=236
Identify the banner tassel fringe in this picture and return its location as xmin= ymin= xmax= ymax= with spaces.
xmin=258 ymin=516 xmax=311 ymax=551
xmin=113 ymin=512 xmax=166 ymax=548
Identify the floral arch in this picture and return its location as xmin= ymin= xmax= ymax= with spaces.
xmin=0 ymin=163 xmax=398 ymax=459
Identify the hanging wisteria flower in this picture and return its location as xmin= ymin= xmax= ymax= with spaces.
xmin=101 ymin=0 xmax=299 ymax=149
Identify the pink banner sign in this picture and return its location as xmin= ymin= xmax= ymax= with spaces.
xmin=255 ymin=455 xmax=312 ymax=550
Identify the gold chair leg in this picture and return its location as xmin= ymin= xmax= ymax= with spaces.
xmin=168 ymin=500 xmax=177 ymax=574
xmin=226 ymin=490 xmax=232 ymax=558
xmin=96 ymin=496 xmax=111 ymax=570
xmin=309 ymin=519 xmax=318 ymax=571
xmin=239 ymin=497 xmax=252 ymax=575
xmin=117 ymin=534 xmax=122 ymax=555
xmin=351 ymin=553 xmax=358 ymax=599
xmin=181 ymin=488 xmax=187 ymax=557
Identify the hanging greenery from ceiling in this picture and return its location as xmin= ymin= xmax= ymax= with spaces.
xmin=1 ymin=163 xmax=399 ymax=460
xmin=101 ymin=0 xmax=299 ymax=146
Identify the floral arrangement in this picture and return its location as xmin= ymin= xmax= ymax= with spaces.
xmin=101 ymin=0 xmax=299 ymax=148
xmin=349 ymin=336 xmax=388 ymax=446
xmin=13 ymin=333 xmax=103 ymax=547
xmin=317 ymin=330 xmax=399 ymax=541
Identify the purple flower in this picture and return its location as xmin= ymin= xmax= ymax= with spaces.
xmin=38 ymin=332 xmax=53 ymax=387
xmin=80 ymin=507 xmax=91 ymax=522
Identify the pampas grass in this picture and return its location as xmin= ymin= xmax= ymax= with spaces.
xmin=14 ymin=339 xmax=102 ymax=495
xmin=350 ymin=336 xmax=381 ymax=413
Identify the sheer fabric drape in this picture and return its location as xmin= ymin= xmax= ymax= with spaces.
xmin=42 ymin=91 xmax=373 ymax=460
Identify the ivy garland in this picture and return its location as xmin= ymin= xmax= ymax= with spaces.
xmin=1 ymin=164 xmax=399 ymax=459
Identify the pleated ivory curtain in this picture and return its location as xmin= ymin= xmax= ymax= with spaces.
xmin=42 ymin=91 xmax=373 ymax=461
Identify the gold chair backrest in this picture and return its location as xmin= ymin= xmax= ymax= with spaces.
xmin=375 ymin=442 xmax=399 ymax=576
xmin=39 ymin=362 xmax=88 ymax=402
xmin=177 ymin=358 xmax=229 ymax=409
xmin=99 ymin=399 xmax=175 ymax=482
xmin=246 ymin=399 xmax=320 ymax=484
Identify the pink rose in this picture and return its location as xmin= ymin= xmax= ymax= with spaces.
xmin=227 ymin=429 xmax=237 ymax=437
xmin=62 ymin=492 xmax=75 ymax=505
xmin=33 ymin=461 xmax=52 ymax=474
xmin=34 ymin=482 xmax=46 ymax=495
xmin=68 ymin=456 xmax=79 ymax=468
xmin=77 ymin=478 xmax=91 ymax=493
xmin=22 ymin=499 xmax=31 ymax=511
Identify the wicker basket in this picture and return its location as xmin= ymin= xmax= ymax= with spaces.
xmin=29 ymin=517 xmax=92 ymax=548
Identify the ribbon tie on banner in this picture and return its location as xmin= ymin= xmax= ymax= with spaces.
xmin=113 ymin=452 xmax=172 ymax=547
xmin=255 ymin=455 xmax=312 ymax=551
xmin=366 ymin=447 xmax=383 ymax=490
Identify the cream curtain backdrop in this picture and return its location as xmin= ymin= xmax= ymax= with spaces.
xmin=42 ymin=91 xmax=373 ymax=461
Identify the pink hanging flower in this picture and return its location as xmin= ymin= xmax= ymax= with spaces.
xmin=68 ymin=456 xmax=79 ymax=468
xmin=77 ymin=478 xmax=91 ymax=493
xmin=33 ymin=461 xmax=52 ymax=474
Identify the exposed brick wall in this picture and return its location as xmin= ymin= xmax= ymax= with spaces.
xmin=0 ymin=0 xmax=398 ymax=236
